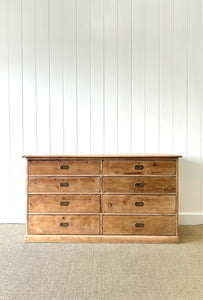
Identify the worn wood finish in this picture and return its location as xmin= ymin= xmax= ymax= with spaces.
xmin=25 ymin=235 xmax=180 ymax=243
xmin=103 ymin=195 xmax=176 ymax=214
xmin=28 ymin=160 xmax=100 ymax=175
xmin=103 ymin=176 xmax=176 ymax=194
xmin=28 ymin=195 xmax=100 ymax=213
xmin=29 ymin=177 xmax=100 ymax=193
xmin=103 ymin=160 xmax=176 ymax=175
xmin=103 ymin=215 xmax=176 ymax=235
xmin=28 ymin=215 xmax=100 ymax=235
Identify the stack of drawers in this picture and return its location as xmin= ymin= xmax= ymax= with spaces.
xmin=24 ymin=155 xmax=181 ymax=243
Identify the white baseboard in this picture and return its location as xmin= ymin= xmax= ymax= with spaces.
xmin=179 ymin=213 xmax=203 ymax=225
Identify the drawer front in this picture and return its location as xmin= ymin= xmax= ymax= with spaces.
xmin=28 ymin=195 xmax=100 ymax=213
xmin=29 ymin=177 xmax=100 ymax=193
xmin=103 ymin=177 xmax=176 ymax=194
xmin=28 ymin=160 xmax=100 ymax=175
xmin=103 ymin=216 xmax=176 ymax=235
xmin=103 ymin=160 xmax=176 ymax=175
xmin=28 ymin=215 xmax=100 ymax=235
xmin=103 ymin=195 xmax=176 ymax=214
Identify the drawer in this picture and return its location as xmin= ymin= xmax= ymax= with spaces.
xmin=103 ymin=177 xmax=176 ymax=194
xmin=28 ymin=215 xmax=100 ymax=235
xmin=103 ymin=160 xmax=176 ymax=175
xmin=103 ymin=195 xmax=176 ymax=214
xmin=28 ymin=195 xmax=100 ymax=213
xmin=103 ymin=216 xmax=176 ymax=235
xmin=29 ymin=177 xmax=100 ymax=193
xmin=28 ymin=160 xmax=100 ymax=175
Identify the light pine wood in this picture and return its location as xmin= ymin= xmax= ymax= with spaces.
xmin=103 ymin=176 xmax=176 ymax=194
xmin=28 ymin=177 xmax=100 ymax=193
xmin=103 ymin=160 xmax=176 ymax=175
xmin=24 ymin=155 xmax=181 ymax=243
xmin=103 ymin=195 xmax=176 ymax=214
xmin=25 ymin=234 xmax=180 ymax=243
xmin=28 ymin=195 xmax=100 ymax=213
xmin=28 ymin=160 xmax=100 ymax=175
xmin=28 ymin=215 xmax=100 ymax=235
xmin=103 ymin=215 xmax=176 ymax=235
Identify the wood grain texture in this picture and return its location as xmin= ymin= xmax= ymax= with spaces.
xmin=103 ymin=160 xmax=176 ymax=175
xmin=23 ymin=154 xmax=182 ymax=159
xmin=28 ymin=160 xmax=100 ymax=175
xmin=103 ymin=176 xmax=176 ymax=194
xmin=25 ymin=234 xmax=180 ymax=243
xmin=28 ymin=194 xmax=100 ymax=213
xmin=28 ymin=215 xmax=100 ymax=235
xmin=28 ymin=177 xmax=100 ymax=193
xmin=103 ymin=195 xmax=176 ymax=214
xmin=103 ymin=215 xmax=176 ymax=235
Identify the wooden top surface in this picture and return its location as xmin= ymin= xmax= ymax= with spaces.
xmin=23 ymin=154 xmax=182 ymax=159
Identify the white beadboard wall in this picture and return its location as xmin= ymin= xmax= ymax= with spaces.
xmin=0 ymin=0 xmax=202 ymax=224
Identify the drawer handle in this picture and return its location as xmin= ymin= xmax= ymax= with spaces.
xmin=60 ymin=165 xmax=69 ymax=170
xmin=134 ymin=182 xmax=143 ymax=187
xmin=134 ymin=165 xmax=144 ymax=170
xmin=135 ymin=202 xmax=144 ymax=207
xmin=60 ymin=182 xmax=69 ymax=187
xmin=135 ymin=223 xmax=144 ymax=228
xmin=60 ymin=201 xmax=69 ymax=206
xmin=60 ymin=222 xmax=69 ymax=227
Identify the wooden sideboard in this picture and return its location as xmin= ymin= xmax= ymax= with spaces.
xmin=23 ymin=154 xmax=181 ymax=243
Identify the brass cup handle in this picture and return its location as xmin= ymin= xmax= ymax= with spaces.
xmin=135 ymin=223 xmax=144 ymax=228
xmin=134 ymin=165 xmax=144 ymax=170
xmin=60 ymin=201 xmax=69 ymax=206
xmin=60 ymin=165 xmax=69 ymax=169
xmin=134 ymin=182 xmax=143 ymax=187
xmin=60 ymin=222 xmax=69 ymax=227
xmin=60 ymin=182 xmax=69 ymax=187
xmin=135 ymin=202 xmax=144 ymax=207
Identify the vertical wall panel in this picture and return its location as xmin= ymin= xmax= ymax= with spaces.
xmin=159 ymin=0 xmax=173 ymax=153
xmin=0 ymin=0 xmax=10 ymax=222
xmin=145 ymin=0 xmax=160 ymax=153
xmin=77 ymin=0 xmax=90 ymax=154
xmin=104 ymin=0 xmax=118 ymax=153
xmin=36 ymin=0 xmax=50 ymax=154
xmin=132 ymin=0 xmax=146 ymax=153
xmin=187 ymin=0 xmax=202 ymax=213
xmin=22 ymin=0 xmax=36 ymax=154
xmin=9 ymin=0 xmax=24 ymax=222
xmin=173 ymin=0 xmax=188 ymax=213
xmin=90 ymin=0 xmax=104 ymax=153
xmin=117 ymin=0 xmax=131 ymax=153
xmin=49 ymin=0 xmax=63 ymax=153
xmin=63 ymin=0 xmax=77 ymax=154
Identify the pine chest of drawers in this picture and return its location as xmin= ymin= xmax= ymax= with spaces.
xmin=24 ymin=154 xmax=181 ymax=243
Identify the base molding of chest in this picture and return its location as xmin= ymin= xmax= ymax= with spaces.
xmin=24 ymin=234 xmax=180 ymax=243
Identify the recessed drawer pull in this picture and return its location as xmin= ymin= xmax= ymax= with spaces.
xmin=134 ymin=165 xmax=144 ymax=170
xmin=60 ymin=201 xmax=69 ymax=206
xmin=60 ymin=222 xmax=69 ymax=227
xmin=60 ymin=182 xmax=69 ymax=187
xmin=135 ymin=223 xmax=144 ymax=228
xmin=60 ymin=165 xmax=69 ymax=169
xmin=135 ymin=202 xmax=144 ymax=206
xmin=134 ymin=182 xmax=143 ymax=187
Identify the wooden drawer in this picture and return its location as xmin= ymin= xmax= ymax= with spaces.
xmin=103 ymin=160 xmax=176 ymax=175
xmin=28 ymin=215 xmax=100 ymax=235
xmin=28 ymin=195 xmax=100 ymax=213
xmin=29 ymin=177 xmax=100 ymax=193
xmin=103 ymin=177 xmax=176 ymax=194
xmin=28 ymin=160 xmax=100 ymax=175
xmin=103 ymin=195 xmax=176 ymax=214
xmin=103 ymin=216 xmax=176 ymax=235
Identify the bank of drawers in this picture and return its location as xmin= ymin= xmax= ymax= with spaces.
xmin=26 ymin=157 xmax=179 ymax=239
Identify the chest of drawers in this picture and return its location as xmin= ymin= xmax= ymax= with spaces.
xmin=24 ymin=154 xmax=181 ymax=243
